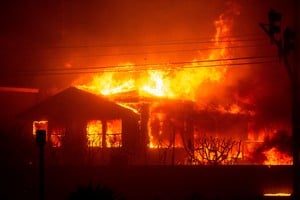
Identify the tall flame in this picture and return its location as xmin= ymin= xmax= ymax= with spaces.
xmin=72 ymin=4 xmax=291 ymax=165
xmin=75 ymin=4 xmax=238 ymax=100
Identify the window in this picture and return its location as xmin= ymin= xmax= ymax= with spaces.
xmin=33 ymin=121 xmax=64 ymax=148
xmin=49 ymin=128 xmax=65 ymax=148
xmin=33 ymin=120 xmax=48 ymax=138
xmin=86 ymin=119 xmax=122 ymax=148
xmin=106 ymin=119 xmax=122 ymax=148
xmin=86 ymin=120 xmax=103 ymax=147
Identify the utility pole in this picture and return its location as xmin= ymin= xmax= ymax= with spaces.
xmin=260 ymin=8 xmax=299 ymax=200
xmin=36 ymin=130 xmax=46 ymax=200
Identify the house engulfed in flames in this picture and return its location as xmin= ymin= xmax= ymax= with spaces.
xmin=19 ymin=87 xmax=140 ymax=165
xmin=19 ymin=4 xmax=292 ymax=166
xmin=18 ymin=85 xmax=292 ymax=166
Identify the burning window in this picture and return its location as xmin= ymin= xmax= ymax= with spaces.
xmin=33 ymin=121 xmax=65 ymax=148
xmin=106 ymin=120 xmax=122 ymax=148
xmin=86 ymin=120 xmax=103 ymax=147
xmin=33 ymin=120 xmax=48 ymax=139
xmin=49 ymin=128 xmax=65 ymax=148
xmin=86 ymin=119 xmax=122 ymax=148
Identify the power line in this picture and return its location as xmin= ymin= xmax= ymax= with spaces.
xmin=24 ymin=61 xmax=278 ymax=75
xmin=12 ymin=57 xmax=278 ymax=76
xmin=16 ymin=55 xmax=277 ymax=73
xmin=42 ymin=43 xmax=272 ymax=59
xmin=0 ymin=35 xmax=266 ymax=50
xmin=42 ymin=37 xmax=267 ymax=49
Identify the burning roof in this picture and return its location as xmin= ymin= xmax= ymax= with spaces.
xmin=18 ymin=87 xmax=139 ymax=121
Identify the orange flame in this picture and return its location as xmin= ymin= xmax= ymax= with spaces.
xmin=74 ymin=5 xmax=269 ymax=165
xmin=263 ymin=147 xmax=292 ymax=165
xmin=75 ymin=6 xmax=235 ymax=101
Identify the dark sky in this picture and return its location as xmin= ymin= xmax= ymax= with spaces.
xmin=0 ymin=0 xmax=294 ymax=89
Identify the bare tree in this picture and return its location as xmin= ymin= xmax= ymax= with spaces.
xmin=189 ymin=136 xmax=242 ymax=165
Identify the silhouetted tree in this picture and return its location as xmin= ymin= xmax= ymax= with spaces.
xmin=189 ymin=136 xmax=242 ymax=165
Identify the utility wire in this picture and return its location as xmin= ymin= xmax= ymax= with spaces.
xmin=42 ymin=43 xmax=272 ymax=59
xmin=12 ymin=58 xmax=278 ymax=76
xmin=15 ymin=55 xmax=277 ymax=73
xmin=26 ymin=61 xmax=278 ymax=75
xmin=40 ymin=37 xmax=267 ymax=49
xmin=0 ymin=35 xmax=266 ymax=50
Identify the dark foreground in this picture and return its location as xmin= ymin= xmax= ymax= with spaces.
xmin=0 ymin=165 xmax=293 ymax=200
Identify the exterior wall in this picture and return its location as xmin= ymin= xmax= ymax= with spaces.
xmin=33 ymin=116 xmax=140 ymax=166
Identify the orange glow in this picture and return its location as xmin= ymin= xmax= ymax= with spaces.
xmin=264 ymin=193 xmax=291 ymax=197
xmin=263 ymin=147 xmax=292 ymax=165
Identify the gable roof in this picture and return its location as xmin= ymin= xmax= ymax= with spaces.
xmin=18 ymin=87 xmax=138 ymax=121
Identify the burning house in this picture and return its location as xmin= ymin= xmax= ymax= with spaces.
xmin=18 ymin=87 xmax=140 ymax=165
xmin=16 ymin=84 xmax=265 ymax=167
xmin=17 ymin=85 xmax=252 ymax=166
xmin=15 ymin=1 xmax=292 ymax=167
